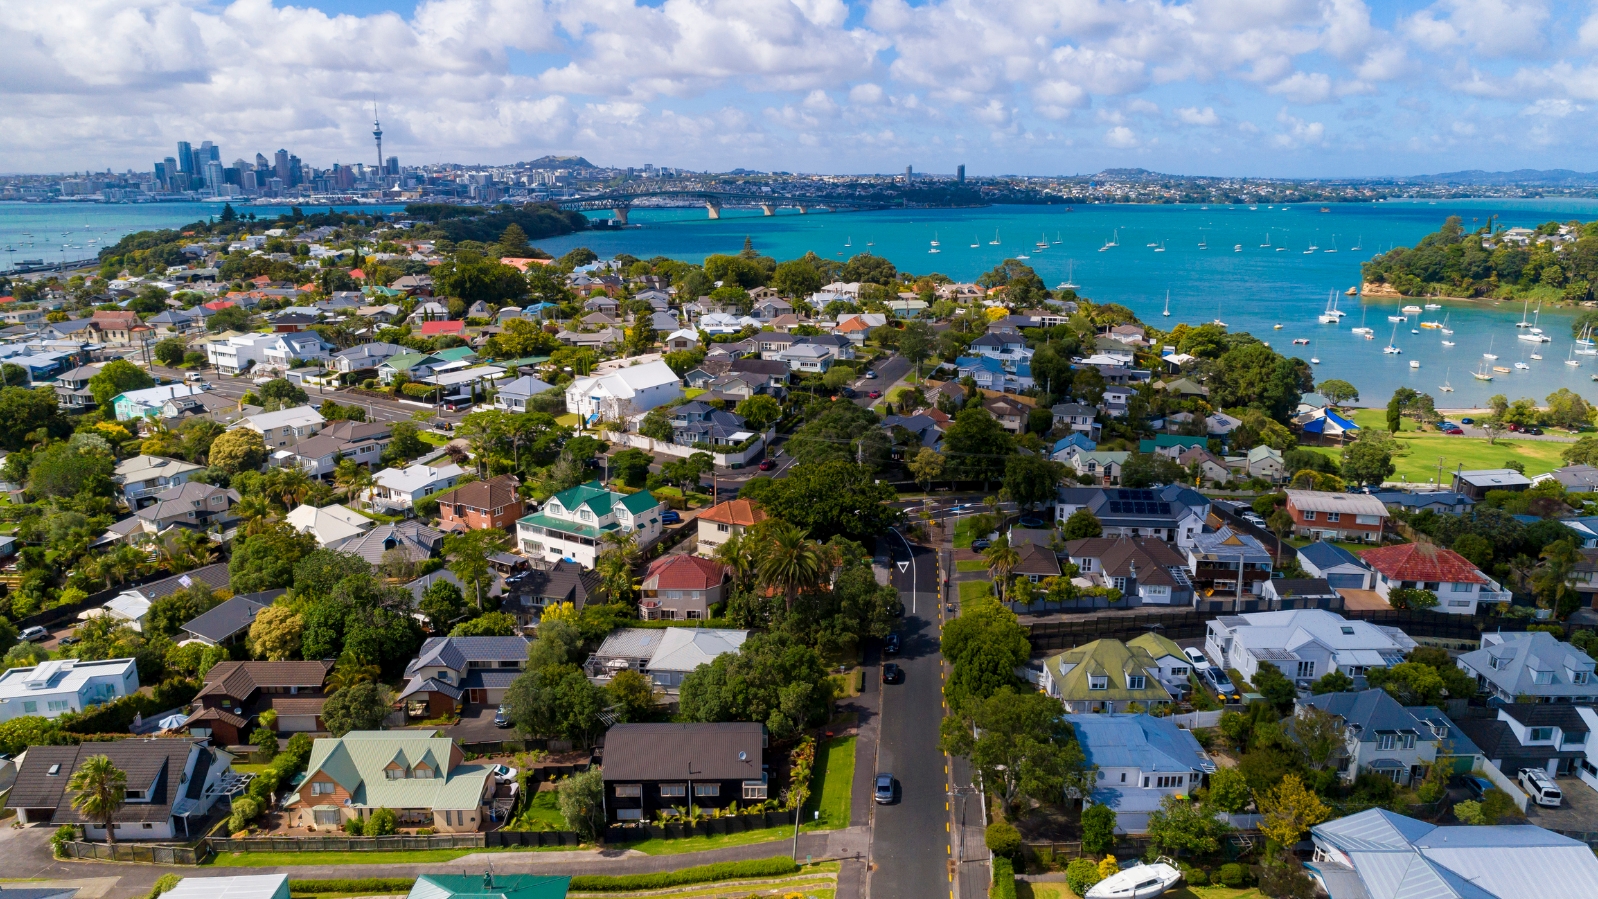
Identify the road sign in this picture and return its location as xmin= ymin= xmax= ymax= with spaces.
xmin=897 ymin=561 xmax=909 ymax=572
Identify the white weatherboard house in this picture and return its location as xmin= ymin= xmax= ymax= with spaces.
xmin=0 ymin=658 xmax=138 ymax=722
xmin=228 ymin=405 xmax=326 ymax=449
xmin=1067 ymin=713 xmax=1215 ymax=834
xmin=516 ymin=481 xmax=664 ymax=569
xmin=1456 ymin=631 xmax=1598 ymax=704
xmin=565 ymin=360 xmax=682 ymax=425
xmin=369 ymin=462 xmax=465 ymax=512
xmin=1206 ymin=609 xmax=1416 ymax=687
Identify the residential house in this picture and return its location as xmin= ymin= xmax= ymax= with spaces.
xmin=369 ymin=462 xmax=465 ymax=512
xmin=52 ymin=363 xmax=101 ymax=411
xmin=126 ymin=481 xmax=238 ymax=531
xmin=499 ymin=561 xmax=602 ymax=626
xmin=396 ymin=636 xmax=529 ymax=719
xmin=1359 ymin=542 xmax=1508 ymax=615
xmin=1260 ymin=578 xmax=1345 ymax=609
xmin=103 ymin=564 xmax=232 ymax=632
xmin=1067 ymin=714 xmax=1214 ymax=833
xmin=1452 ymin=468 xmax=1533 ymax=500
xmin=1041 ymin=639 xmax=1175 ymax=713
xmin=1051 ymin=402 xmax=1100 ymax=440
xmin=1370 ymin=490 xmax=1477 ymax=515
xmin=86 ymin=310 xmax=150 ymax=346
xmin=1176 ymin=446 xmax=1233 ymax=485
xmin=696 ymin=499 xmax=767 ymax=556
xmin=585 ymin=628 xmax=748 ymax=692
xmin=556 ymin=327 xmax=624 ymax=349
xmin=1064 ymin=536 xmax=1195 ymax=607
xmin=1456 ymin=631 xmax=1598 ymax=704
xmin=640 ymin=554 xmax=729 ymax=621
xmin=727 ymin=358 xmax=790 ymax=394
xmin=954 ymin=355 xmax=1033 ymax=392
xmin=187 ymin=660 xmax=333 ymax=746
xmin=1056 ymin=485 xmax=1211 ymax=549
xmin=1533 ymin=464 xmax=1598 ymax=493
xmin=492 ymin=375 xmax=556 ymax=413
xmin=229 ymin=405 xmax=326 ymax=449
xmin=1307 ymin=808 xmax=1598 ymax=899
xmin=270 ymin=312 xmax=320 ymax=333
xmin=114 ymin=454 xmax=203 ymax=508
xmin=662 ymin=329 xmax=700 ymax=352
xmin=1297 ymin=541 xmax=1375 ymax=591
xmin=1185 ymin=528 xmax=1273 ymax=599
xmin=378 ymin=352 xmax=443 ymax=385
xmin=565 ymin=360 xmax=682 ymax=424
xmin=285 ymin=503 xmax=374 ymax=546
xmin=1139 ymin=435 xmax=1208 ymax=460
xmin=668 ymin=402 xmax=753 ymax=448
xmin=983 ymin=395 xmax=1029 ymax=434
xmin=602 ymin=722 xmax=767 ymax=823
xmin=1050 ymin=433 xmax=1098 ymax=463
xmin=778 ymin=342 xmax=835 ymax=373
xmin=163 ymin=875 xmax=291 ymax=899
xmin=752 ymin=298 xmax=795 ymax=322
xmin=1283 ymin=490 xmax=1388 ymax=543
xmin=178 ymin=591 xmax=285 ymax=647
xmin=332 ymin=342 xmax=405 ymax=374
xmin=881 ymin=413 xmax=944 ymax=452
xmin=434 ymin=474 xmax=524 ymax=532
xmin=7 ymin=739 xmax=230 ymax=839
xmin=1456 ymin=704 xmax=1591 ymax=779
xmin=113 ymin=384 xmax=206 ymax=421
xmin=517 ymin=481 xmax=664 ymax=569
xmin=160 ymin=392 xmax=256 ymax=427
xmin=1069 ymin=450 xmax=1130 ymax=485
xmin=967 ymin=331 xmax=1035 ymax=366
xmin=1126 ymin=632 xmax=1194 ymax=698
xmin=262 ymin=332 xmax=332 ymax=368
xmin=277 ymin=420 xmax=391 ymax=477
xmin=0 ymin=658 xmax=138 ymax=723
xmin=1234 ymin=446 xmax=1285 ymax=482
xmin=206 ymin=333 xmax=279 ymax=374
xmin=327 ymin=520 xmax=445 ymax=565
xmin=1299 ymin=690 xmax=1441 ymax=786
xmin=1206 ymin=609 xmax=1417 ymax=687
xmin=283 ymin=731 xmax=494 ymax=832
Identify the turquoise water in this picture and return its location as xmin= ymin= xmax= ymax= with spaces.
xmin=11 ymin=197 xmax=1598 ymax=408
xmin=539 ymin=199 xmax=1598 ymax=409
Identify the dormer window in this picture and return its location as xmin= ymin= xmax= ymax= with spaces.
xmin=579 ymin=510 xmax=593 ymax=522
xmin=1340 ymin=627 xmax=1355 ymax=635
xmin=1127 ymin=675 xmax=1146 ymax=690
xmin=1530 ymin=727 xmax=1554 ymax=742
xmin=413 ymin=766 xmax=434 ymax=779
xmin=1532 ymin=667 xmax=1554 ymax=685
xmin=1089 ymin=675 xmax=1109 ymax=691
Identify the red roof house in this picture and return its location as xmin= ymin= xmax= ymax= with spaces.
xmin=203 ymin=300 xmax=236 ymax=311
xmin=1358 ymin=543 xmax=1497 ymax=614
xmin=348 ymin=269 xmax=366 ymax=281
xmin=640 ymin=554 xmax=729 ymax=621
xmin=420 ymin=320 xmax=466 ymax=338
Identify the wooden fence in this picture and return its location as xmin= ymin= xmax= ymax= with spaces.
xmin=208 ymin=833 xmax=486 ymax=853
xmin=60 ymin=840 xmax=208 ymax=865
xmin=1025 ymin=833 xmax=1257 ymax=862
xmin=487 ymin=829 xmax=585 ymax=848
xmin=603 ymin=809 xmax=795 ymax=844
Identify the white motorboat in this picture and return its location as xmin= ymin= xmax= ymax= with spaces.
xmin=1515 ymin=362 xmax=1529 ymax=370
xmin=1441 ymin=340 xmax=1455 ymax=346
xmin=1085 ymin=861 xmax=1183 ymax=899
xmin=1401 ymin=304 xmax=1423 ymax=314
xmin=1410 ymin=360 xmax=1421 ymax=368
xmin=1425 ymin=303 xmax=1442 ymax=310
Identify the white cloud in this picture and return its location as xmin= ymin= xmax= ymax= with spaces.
xmin=1105 ymin=126 xmax=1139 ymax=148
xmin=1176 ymin=106 xmax=1220 ymax=126
xmin=1269 ymin=72 xmax=1333 ymax=104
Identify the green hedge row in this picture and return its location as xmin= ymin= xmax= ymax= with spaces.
xmin=288 ymin=879 xmax=417 ymax=894
xmin=991 ymin=857 xmax=1017 ymax=899
xmin=567 ymin=858 xmax=799 ymax=892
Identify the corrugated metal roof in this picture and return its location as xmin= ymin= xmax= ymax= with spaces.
xmin=298 ymin=732 xmax=488 ymax=811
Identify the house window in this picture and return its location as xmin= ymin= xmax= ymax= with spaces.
xmin=693 ymin=784 xmax=720 ymax=797
xmin=1295 ymin=661 xmax=1316 ymax=679
xmin=22 ymin=701 xmax=36 ymax=714
xmin=615 ymin=808 xmax=643 ymax=821
xmin=413 ymin=766 xmax=433 ymax=779
xmin=385 ymin=768 xmax=405 ymax=780
xmin=1326 ymin=512 xmax=1340 ymax=523
xmin=1089 ymin=675 xmax=1109 ymax=691
xmin=47 ymin=700 xmax=69 ymax=712
xmin=1153 ymin=775 xmax=1183 ymax=788
xmin=1565 ymin=731 xmax=1587 ymax=746
xmin=717 ymin=523 xmax=730 ymax=533
xmin=1533 ymin=669 xmax=1554 ymax=685
xmin=1171 ymin=666 xmax=1188 ymax=677
xmin=1530 ymin=727 xmax=1555 ymax=742
xmin=1400 ymin=733 xmax=1416 ymax=750
xmin=1127 ymin=675 xmax=1146 ymax=690
xmin=1450 ymin=582 xmax=1473 ymax=592
xmin=580 ymin=510 xmax=593 ymax=522
xmin=1376 ymin=733 xmax=1397 ymax=751
xmin=312 ymin=782 xmax=334 ymax=795
xmin=659 ymin=783 xmax=686 ymax=798
xmin=1302 ymin=510 xmax=1317 ymax=521
xmin=614 ymin=784 xmax=642 ymax=798
xmin=1575 ymin=670 xmax=1591 ymax=685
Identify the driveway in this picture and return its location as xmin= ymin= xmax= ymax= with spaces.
xmin=1523 ymin=776 xmax=1598 ymax=833
xmin=439 ymin=703 xmax=511 ymax=746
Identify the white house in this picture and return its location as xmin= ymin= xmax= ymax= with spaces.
xmin=0 ymin=658 xmax=138 ymax=722
xmin=1067 ymin=714 xmax=1215 ymax=833
xmin=369 ymin=462 xmax=465 ymax=511
xmin=112 ymin=384 xmax=207 ymax=421
xmin=114 ymin=454 xmax=203 ymax=508
xmin=565 ymin=360 xmax=683 ymax=425
xmin=228 ymin=405 xmax=326 ymax=449
xmin=206 ymin=333 xmax=278 ymax=374
xmin=1456 ymin=632 xmax=1598 ymax=704
xmin=492 ymin=375 xmax=556 ymax=412
xmin=285 ymin=503 xmax=374 ymax=546
xmin=1358 ymin=543 xmax=1510 ymax=615
xmin=517 ymin=480 xmax=665 ymax=569
xmin=262 ymin=332 xmax=334 ymax=369
xmin=1205 ymin=609 xmax=1417 ymax=687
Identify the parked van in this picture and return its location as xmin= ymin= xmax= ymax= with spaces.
xmin=1519 ymin=768 xmax=1563 ymax=807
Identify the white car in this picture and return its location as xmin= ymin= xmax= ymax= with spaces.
xmin=1519 ymin=768 xmax=1562 ymax=807
xmin=19 ymin=626 xmax=48 ymax=642
xmin=1182 ymin=647 xmax=1213 ymax=671
xmin=489 ymin=764 xmax=519 ymax=784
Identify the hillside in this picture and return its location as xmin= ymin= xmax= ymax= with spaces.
xmin=1360 ymin=215 xmax=1598 ymax=304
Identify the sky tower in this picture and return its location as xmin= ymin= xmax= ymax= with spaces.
xmin=372 ymin=102 xmax=384 ymax=175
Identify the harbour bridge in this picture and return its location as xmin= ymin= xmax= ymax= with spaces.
xmin=553 ymin=187 xmax=890 ymax=224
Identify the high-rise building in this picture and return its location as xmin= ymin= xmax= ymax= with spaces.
xmin=905 ymin=165 xmax=913 ymax=182
xmin=957 ymin=164 xmax=965 ymax=184
xmin=386 ymin=156 xmax=399 ymax=176
xmin=198 ymin=141 xmax=220 ymax=165
xmin=274 ymin=149 xmax=290 ymax=185
xmin=203 ymin=160 xmax=224 ymax=190
xmin=255 ymin=152 xmax=269 ymax=171
xmin=176 ymin=141 xmax=193 ymax=174
xmin=288 ymin=155 xmax=302 ymax=186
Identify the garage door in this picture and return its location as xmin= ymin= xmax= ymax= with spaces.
xmin=1326 ymin=573 xmax=1365 ymax=589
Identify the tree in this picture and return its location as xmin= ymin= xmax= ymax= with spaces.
xmin=419 ymin=579 xmax=466 ymax=633
xmin=677 ymin=631 xmax=833 ymax=740
xmin=605 ymin=669 xmax=657 ymax=723
xmin=733 ymin=395 xmax=781 ymax=431
xmin=450 ymin=611 xmax=518 ymax=636
xmin=153 ymin=338 xmax=187 ymax=367
xmin=1535 ymin=538 xmax=1584 ymax=616
xmin=1341 ymin=432 xmax=1396 ymax=486
xmin=494 ymin=223 xmax=531 ymax=258
xmin=771 ymin=258 xmax=824 ymax=298
xmin=908 ymin=447 xmax=945 ymax=491
xmin=0 ymin=386 xmax=70 ymax=450
xmin=1061 ymin=509 xmax=1103 ymax=540
xmin=1289 ymin=705 xmax=1347 ymax=771
xmin=1366 ymin=661 xmax=1446 ymax=706
xmin=1066 ymin=859 xmax=1103 ymax=897
xmin=366 ymin=807 xmax=398 ymax=836
xmin=938 ymin=687 xmax=1088 ymax=818
xmin=1145 ymin=795 xmax=1230 ymax=857
xmin=432 ymin=251 xmax=528 ymax=305
xmin=229 ymin=524 xmax=319 ymax=593
xmin=210 ymin=429 xmax=267 ymax=474
xmin=1546 ymin=388 xmax=1595 ymax=430
xmin=1252 ymin=662 xmax=1298 ymax=712
xmin=505 ymin=663 xmax=608 ymax=745
xmin=1310 ymin=669 xmax=1354 ymax=694
xmin=941 ymin=597 xmax=1031 ymax=707
xmin=1205 ymin=765 xmax=1253 ymax=814
xmin=146 ymin=583 xmax=222 ymax=641
xmin=1317 ymin=379 xmax=1359 ymax=405
xmin=1255 ymin=774 xmax=1330 ymax=849
xmin=1453 ymin=799 xmax=1486 ymax=825
xmin=755 ymin=521 xmax=824 ymax=611
xmin=608 ymin=448 xmax=653 ymax=488
xmin=327 ymin=654 xmax=381 ymax=692
xmin=1120 ymin=452 xmax=1188 ymax=489
xmin=1387 ymin=587 xmax=1439 ymax=610
xmin=250 ymin=727 xmax=279 ymax=761
xmin=556 ymin=767 xmax=606 ymax=841
xmin=67 ymin=756 xmax=127 ymax=843
xmin=1002 ymin=455 xmax=1062 ymax=510
xmin=444 ymin=528 xmax=505 ymax=611
xmin=26 ymin=442 xmax=115 ymax=500
xmin=899 ymin=321 xmax=933 ymax=378
xmin=943 ymin=407 xmax=1014 ymax=489
xmin=986 ymin=820 xmax=1023 ymax=858
xmin=756 ymin=460 xmax=901 ymax=542
xmin=321 ymin=683 xmax=392 ymax=736
xmin=88 ymin=359 xmax=154 ymax=409
xmin=982 ymin=535 xmax=1022 ymax=603
xmin=1081 ymin=804 xmax=1118 ymax=854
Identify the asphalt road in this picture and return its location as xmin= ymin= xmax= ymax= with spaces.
xmin=870 ymin=532 xmax=950 ymax=899
xmin=853 ymin=353 xmax=910 ymax=409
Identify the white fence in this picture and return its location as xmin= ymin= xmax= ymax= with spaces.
xmin=1474 ymin=761 xmax=1531 ymax=813
xmin=1169 ymin=710 xmax=1224 ymax=729
xmin=616 ymin=428 xmax=774 ymax=468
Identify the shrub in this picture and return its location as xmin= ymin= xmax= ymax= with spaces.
xmin=147 ymin=874 xmax=182 ymax=899
xmin=288 ymin=880 xmax=417 ymax=895
xmin=567 ymin=858 xmax=799 ymax=892
xmin=249 ymin=727 xmax=278 ymax=761
xmin=343 ymin=818 xmax=365 ymax=836
xmin=1218 ymin=863 xmax=1248 ymax=887
xmin=51 ymin=824 xmax=76 ymax=857
xmin=1453 ymin=799 xmax=1486 ymax=825
xmin=416 ymin=827 xmax=435 ymax=835
xmin=366 ymin=807 xmax=398 ymax=836
xmin=1181 ymin=865 xmax=1209 ymax=886
xmin=1066 ymin=858 xmax=1103 ymax=896
xmin=1081 ymin=803 xmax=1117 ymax=855
xmin=991 ymin=857 xmax=1017 ymax=899
xmin=985 ymin=820 xmax=1022 ymax=858
xmin=227 ymin=796 xmax=260 ymax=834
xmin=247 ymin=769 xmax=280 ymax=806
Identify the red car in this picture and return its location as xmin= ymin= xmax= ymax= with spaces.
xmin=759 ymin=459 xmax=777 ymax=471
xmin=867 ymin=390 xmax=882 ymax=399
xmin=1506 ymin=423 xmax=1522 ymax=433
xmin=1442 ymin=426 xmax=1464 ymax=435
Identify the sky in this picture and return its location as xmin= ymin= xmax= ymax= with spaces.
xmin=8 ymin=0 xmax=1598 ymax=178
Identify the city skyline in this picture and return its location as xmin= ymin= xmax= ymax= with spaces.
xmin=5 ymin=0 xmax=1598 ymax=177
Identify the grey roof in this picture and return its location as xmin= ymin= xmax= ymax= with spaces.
xmin=1454 ymin=468 xmax=1534 ymax=489
xmin=1546 ymin=464 xmax=1598 ymax=490
xmin=460 ymin=669 xmax=522 ymax=690
xmin=1269 ymin=578 xmax=1340 ymax=598
xmin=1301 ymin=690 xmax=1427 ymax=743
xmin=406 ymin=636 xmax=530 ymax=677
xmin=8 ymin=739 xmax=214 ymax=824
xmin=1065 ymin=713 xmax=1210 ymax=773
xmin=591 ymin=627 xmax=665 ymax=661
xmin=1458 ymin=632 xmax=1598 ymax=699
xmin=1371 ymin=490 xmax=1477 ymax=510
xmin=503 ymin=560 xmax=601 ymax=610
xmin=181 ymin=593 xmax=272 ymax=642
xmin=497 ymin=375 xmax=555 ymax=400
xmin=327 ymin=520 xmax=444 ymax=563
xmin=396 ymin=675 xmax=462 ymax=703
xmin=131 ymin=562 xmax=232 ymax=601
xmin=1188 ymin=527 xmax=1272 ymax=564
xmin=602 ymin=722 xmax=764 ymax=782
xmin=1297 ymin=540 xmax=1370 ymax=572
xmin=1311 ymin=807 xmax=1598 ymax=899
xmin=1497 ymin=702 xmax=1590 ymax=735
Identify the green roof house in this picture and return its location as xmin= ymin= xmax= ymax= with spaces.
xmin=409 ymin=874 xmax=568 ymax=899
xmin=1127 ymin=632 xmax=1196 ymax=698
xmin=1138 ymin=435 xmax=1209 ymax=458
xmin=283 ymin=731 xmax=494 ymax=833
xmin=378 ymin=353 xmax=443 ymax=384
xmin=1041 ymin=639 xmax=1175 ymax=713
xmin=517 ymin=481 xmax=665 ymax=570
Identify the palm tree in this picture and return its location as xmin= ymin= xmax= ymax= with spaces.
xmin=755 ymin=521 xmax=824 ymax=611
xmin=713 ymin=534 xmax=756 ymax=589
xmin=327 ymin=654 xmax=381 ymax=692
xmin=271 ymin=467 xmax=313 ymax=509
xmin=595 ymin=531 xmax=640 ymax=603
xmin=983 ymin=535 xmax=1021 ymax=603
xmin=67 ymin=755 xmax=127 ymax=843
xmin=334 ymin=461 xmax=375 ymax=508
xmin=1535 ymin=539 xmax=1582 ymax=613
xmin=235 ymin=495 xmax=276 ymax=536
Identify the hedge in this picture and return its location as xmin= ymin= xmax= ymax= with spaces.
xmin=567 ymin=858 xmax=799 ymax=891
xmin=289 ymin=879 xmax=417 ymax=894
xmin=991 ymin=857 xmax=1017 ymax=899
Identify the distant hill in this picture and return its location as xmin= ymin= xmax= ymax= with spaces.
xmin=1405 ymin=169 xmax=1598 ymax=186
xmin=1093 ymin=168 xmax=1160 ymax=181
xmin=523 ymin=155 xmax=595 ymax=169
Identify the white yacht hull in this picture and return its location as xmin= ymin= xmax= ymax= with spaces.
xmin=1085 ymin=863 xmax=1183 ymax=899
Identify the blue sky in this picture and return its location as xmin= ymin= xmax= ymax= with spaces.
xmin=5 ymin=0 xmax=1598 ymax=177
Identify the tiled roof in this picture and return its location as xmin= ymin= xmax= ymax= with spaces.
xmin=196 ymin=660 xmax=333 ymax=700
xmin=698 ymin=499 xmax=768 ymax=527
xmin=405 ymin=636 xmax=530 ymax=677
xmin=1358 ymin=543 xmax=1486 ymax=584
xmin=602 ymin=723 xmax=764 ymax=782
xmin=436 ymin=474 xmax=522 ymax=512
xmin=644 ymin=554 xmax=728 ymax=591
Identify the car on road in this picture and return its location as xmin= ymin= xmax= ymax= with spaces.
xmin=1203 ymin=666 xmax=1241 ymax=701
xmin=660 ymin=510 xmax=682 ymax=525
xmin=971 ymin=538 xmax=991 ymax=552
xmin=874 ymin=773 xmax=896 ymax=804
xmin=1519 ymin=768 xmax=1563 ymax=807
xmin=881 ymin=662 xmax=903 ymax=684
xmin=1442 ymin=425 xmax=1465 ymax=435
xmin=1524 ymin=426 xmax=1543 ymax=435
xmin=883 ymin=633 xmax=901 ymax=656
xmin=1182 ymin=647 xmax=1213 ymax=671
xmin=867 ymin=390 xmax=882 ymax=399
xmin=489 ymin=764 xmax=519 ymax=783
xmin=58 ymin=635 xmax=80 ymax=647
xmin=864 ymin=370 xmax=878 ymax=379
xmin=183 ymin=372 xmax=208 ymax=385
xmin=493 ymin=706 xmax=512 ymax=729
xmin=253 ymin=376 xmax=275 ymax=386
xmin=443 ymin=401 xmax=471 ymax=412
xmin=759 ymin=458 xmax=777 ymax=471
xmin=839 ymin=387 xmax=856 ymax=398
xmin=20 ymin=626 xmax=48 ymax=642
xmin=1460 ymin=417 xmax=1475 ymax=425
xmin=1241 ymin=512 xmax=1266 ymax=527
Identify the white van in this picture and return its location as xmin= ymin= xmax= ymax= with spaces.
xmin=1519 ymin=768 xmax=1563 ymax=807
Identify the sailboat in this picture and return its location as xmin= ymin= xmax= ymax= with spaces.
xmin=1424 ymin=302 xmax=1441 ymax=310
xmin=845 ymin=237 xmax=852 ymax=248
xmin=1384 ymin=321 xmax=1402 ymax=354
xmin=1213 ymin=300 xmax=1228 ymax=329
xmin=971 ymin=235 xmax=981 ymax=248
xmin=1153 ymin=241 xmax=1166 ymax=253
xmin=1515 ymin=299 xmax=1532 ymax=328
xmin=1351 ymin=236 xmax=1363 ymax=251
xmin=1053 ymin=232 xmax=1062 ymax=245
xmin=1233 ymin=244 xmax=1242 ymax=252
xmin=1198 ymin=236 xmax=1207 ymax=250
xmin=1162 ymin=290 xmax=1171 ymax=317
xmin=1310 ymin=340 xmax=1320 ymax=364
xmin=867 ymin=238 xmax=874 ymax=246
xmin=1324 ymin=236 xmax=1338 ymax=253
xmin=1568 ymin=343 xmax=1581 ymax=367
xmin=989 ymin=230 xmax=1001 ymax=245
xmin=1483 ymin=336 xmax=1497 ymax=360
xmin=1260 ymin=233 xmax=1272 ymax=248
xmin=1520 ymin=303 xmax=1551 ymax=342
xmin=1473 ymin=361 xmax=1494 ymax=381
xmin=1440 ymin=313 xmax=1454 ymax=336
xmin=1440 ymin=369 xmax=1453 ymax=392
xmin=1319 ymin=291 xmax=1344 ymax=324
xmin=1576 ymin=324 xmax=1597 ymax=355
xmin=1352 ymin=306 xmax=1374 ymax=336
xmin=1057 ymin=262 xmax=1079 ymax=292
xmin=1035 ymin=234 xmax=1050 ymax=250
xmin=1304 ymin=238 xmax=1319 ymax=254
xmin=929 ymin=233 xmax=939 ymax=247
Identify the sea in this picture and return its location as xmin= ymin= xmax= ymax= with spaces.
xmin=10 ymin=196 xmax=1598 ymax=408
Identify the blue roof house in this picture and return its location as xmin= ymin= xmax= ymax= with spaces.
xmin=1066 ymin=713 xmax=1215 ymax=834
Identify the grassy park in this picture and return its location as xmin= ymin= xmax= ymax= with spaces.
xmin=1304 ymin=408 xmax=1569 ymax=485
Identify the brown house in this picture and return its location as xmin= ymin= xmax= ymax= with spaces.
xmin=435 ymin=474 xmax=523 ymax=532
xmin=186 ymin=660 xmax=333 ymax=747
xmin=88 ymin=310 xmax=151 ymax=346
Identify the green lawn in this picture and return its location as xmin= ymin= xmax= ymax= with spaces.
xmin=955 ymin=559 xmax=989 ymax=573
xmin=959 ymin=580 xmax=994 ymax=606
xmin=803 ymin=735 xmax=855 ymax=830
xmin=209 ymin=843 xmax=582 ymax=867
xmin=953 ymin=516 xmax=991 ymax=549
xmin=683 ymin=388 xmax=706 ymax=400
xmin=507 ymin=789 xmax=566 ymax=831
xmin=417 ymin=431 xmax=450 ymax=447
xmin=555 ymin=413 xmax=580 ymax=427
xmin=606 ymin=827 xmax=792 ymax=857
xmin=1305 ymin=408 xmax=1569 ymax=484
